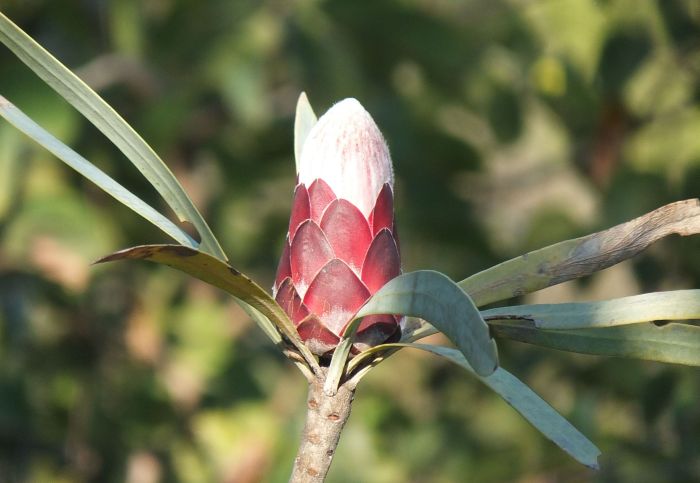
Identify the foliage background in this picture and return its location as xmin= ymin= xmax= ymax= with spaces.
xmin=1 ymin=0 xmax=699 ymax=481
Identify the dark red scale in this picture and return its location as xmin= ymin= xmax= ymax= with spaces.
xmin=307 ymin=179 xmax=336 ymax=223
xmin=289 ymin=220 xmax=334 ymax=291
xmin=288 ymin=185 xmax=310 ymax=239
xmin=274 ymin=180 xmax=401 ymax=356
xmin=320 ymin=199 xmax=373 ymax=272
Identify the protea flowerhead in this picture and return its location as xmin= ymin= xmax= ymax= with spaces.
xmin=274 ymin=98 xmax=401 ymax=356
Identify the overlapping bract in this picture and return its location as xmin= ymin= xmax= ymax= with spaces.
xmin=274 ymin=99 xmax=401 ymax=355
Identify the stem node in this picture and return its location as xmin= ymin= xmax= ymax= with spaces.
xmin=289 ymin=369 xmax=355 ymax=483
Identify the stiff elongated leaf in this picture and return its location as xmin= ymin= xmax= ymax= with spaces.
xmin=459 ymin=199 xmax=700 ymax=307
xmin=235 ymin=298 xmax=283 ymax=346
xmin=353 ymin=343 xmax=601 ymax=469
xmin=323 ymin=316 xmax=366 ymax=396
xmin=95 ymin=245 xmax=320 ymax=372
xmin=324 ymin=335 xmax=354 ymax=396
xmin=294 ymin=92 xmax=317 ymax=172
xmin=0 ymin=12 xmax=226 ymax=260
xmin=239 ymin=301 xmax=315 ymax=381
xmin=0 ymin=96 xmax=195 ymax=247
xmin=356 ymin=270 xmax=498 ymax=376
xmin=491 ymin=320 xmax=700 ymax=366
xmin=483 ymin=290 xmax=700 ymax=329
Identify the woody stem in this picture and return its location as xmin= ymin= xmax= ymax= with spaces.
xmin=289 ymin=369 xmax=355 ymax=482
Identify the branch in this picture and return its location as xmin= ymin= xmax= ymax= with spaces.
xmin=460 ymin=199 xmax=700 ymax=306
xmin=290 ymin=370 xmax=355 ymax=482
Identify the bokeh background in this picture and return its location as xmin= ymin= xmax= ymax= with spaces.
xmin=1 ymin=1 xmax=699 ymax=481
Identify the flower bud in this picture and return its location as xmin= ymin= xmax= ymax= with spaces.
xmin=274 ymin=98 xmax=401 ymax=355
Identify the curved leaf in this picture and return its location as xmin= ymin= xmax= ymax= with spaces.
xmin=324 ymin=315 xmax=364 ymax=396
xmin=0 ymin=12 xmax=226 ymax=260
xmin=483 ymin=290 xmax=700 ymax=329
xmin=0 ymin=96 xmax=195 ymax=247
xmin=355 ymin=270 xmax=498 ymax=376
xmin=294 ymin=92 xmax=317 ymax=172
xmin=459 ymin=199 xmax=700 ymax=307
xmin=491 ymin=320 xmax=700 ymax=366
xmin=95 ymin=245 xmax=319 ymax=372
xmin=354 ymin=343 xmax=601 ymax=469
xmin=324 ymin=336 xmax=354 ymax=396
xmin=239 ymin=301 xmax=314 ymax=381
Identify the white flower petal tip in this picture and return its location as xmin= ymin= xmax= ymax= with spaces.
xmin=298 ymin=98 xmax=394 ymax=217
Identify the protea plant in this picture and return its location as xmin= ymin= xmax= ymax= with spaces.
xmin=2 ymin=11 xmax=700 ymax=482
xmin=273 ymin=98 xmax=401 ymax=356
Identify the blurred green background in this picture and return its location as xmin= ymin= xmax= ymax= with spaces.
xmin=1 ymin=1 xmax=699 ymax=481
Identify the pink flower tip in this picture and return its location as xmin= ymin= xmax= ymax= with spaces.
xmin=298 ymin=98 xmax=394 ymax=218
xmin=276 ymin=97 xmax=401 ymax=356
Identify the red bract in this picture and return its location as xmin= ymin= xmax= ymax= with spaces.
xmin=274 ymin=99 xmax=401 ymax=355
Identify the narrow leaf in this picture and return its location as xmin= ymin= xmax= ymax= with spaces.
xmin=459 ymin=199 xmax=700 ymax=307
xmin=238 ymin=299 xmax=283 ymax=345
xmin=483 ymin=290 xmax=700 ymax=329
xmin=323 ymin=317 xmax=364 ymax=396
xmin=401 ymin=317 xmax=437 ymax=342
xmin=0 ymin=12 xmax=226 ymax=260
xmin=239 ymin=301 xmax=314 ymax=381
xmin=294 ymin=92 xmax=317 ymax=173
xmin=0 ymin=95 xmax=195 ymax=247
xmin=355 ymin=343 xmax=601 ymax=469
xmin=95 ymin=245 xmax=319 ymax=372
xmin=356 ymin=270 xmax=498 ymax=376
xmin=491 ymin=320 xmax=700 ymax=366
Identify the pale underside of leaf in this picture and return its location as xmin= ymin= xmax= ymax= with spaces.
xmin=0 ymin=96 xmax=195 ymax=248
xmin=0 ymin=12 xmax=226 ymax=260
xmin=323 ymin=318 xmax=359 ymax=396
xmin=294 ymin=92 xmax=317 ymax=173
xmin=490 ymin=320 xmax=700 ymax=366
xmin=323 ymin=313 xmax=375 ymax=396
xmin=482 ymin=290 xmax=700 ymax=329
xmin=95 ymin=245 xmax=320 ymax=373
xmin=355 ymin=270 xmax=498 ymax=377
xmin=353 ymin=343 xmax=601 ymax=470
xmin=459 ymin=199 xmax=700 ymax=307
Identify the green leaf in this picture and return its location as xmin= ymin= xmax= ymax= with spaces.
xmin=324 ymin=336 xmax=353 ymax=396
xmin=355 ymin=343 xmax=601 ymax=469
xmin=237 ymin=299 xmax=283 ymax=346
xmin=0 ymin=12 xmax=226 ymax=260
xmin=356 ymin=270 xmax=498 ymax=376
xmin=239 ymin=301 xmax=315 ymax=381
xmin=294 ymin=92 xmax=317 ymax=173
xmin=323 ymin=317 xmax=364 ymax=396
xmin=490 ymin=320 xmax=700 ymax=366
xmin=95 ymin=244 xmax=319 ymax=373
xmin=0 ymin=95 xmax=196 ymax=247
xmin=483 ymin=290 xmax=700 ymax=329
xmin=459 ymin=199 xmax=700 ymax=307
